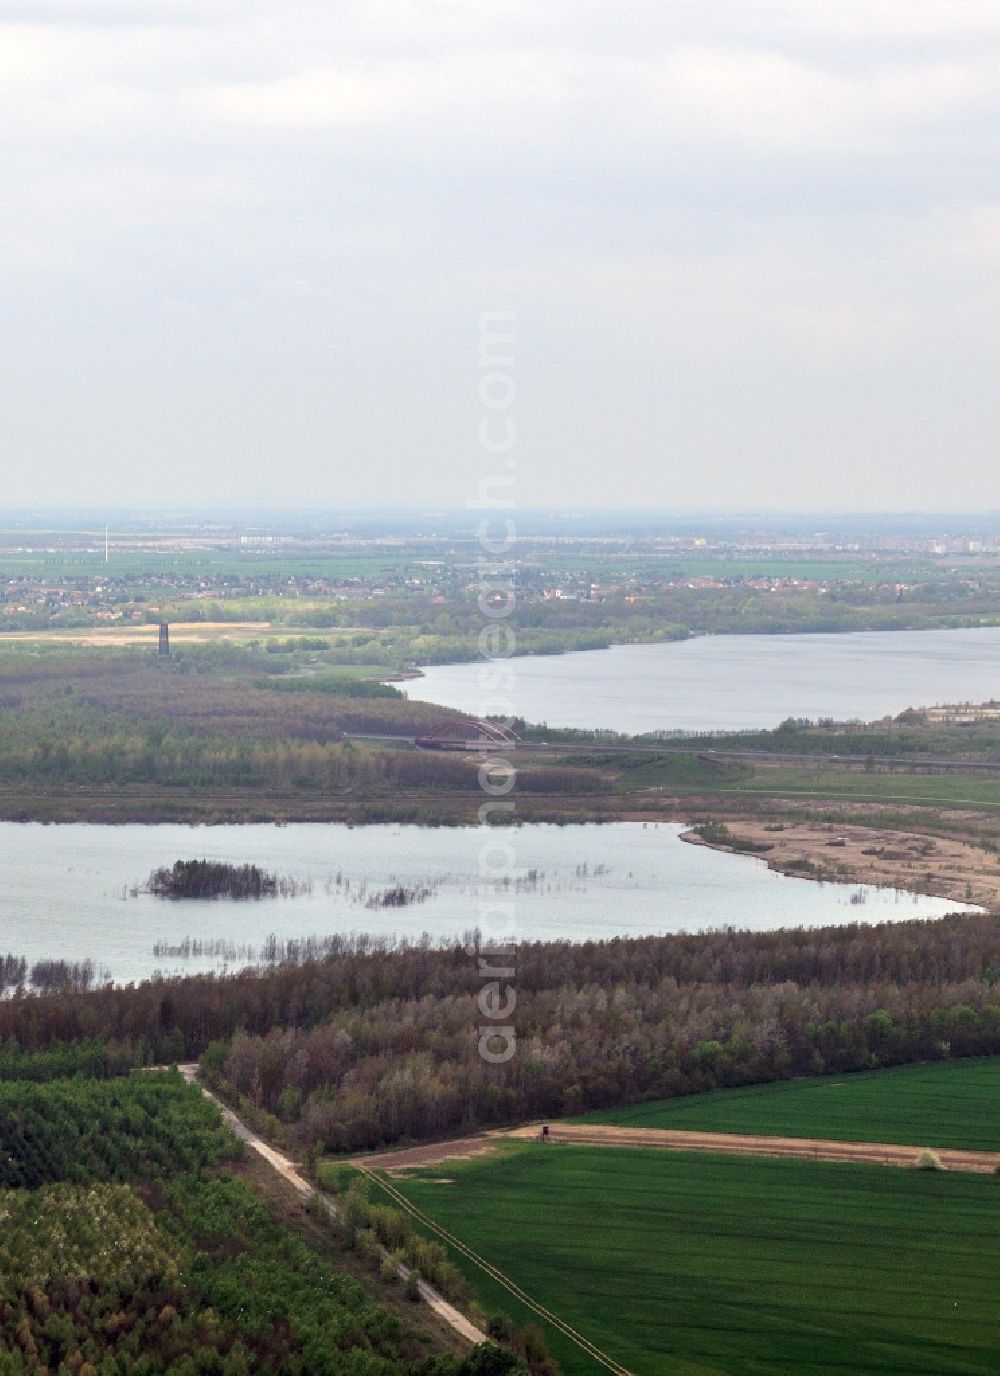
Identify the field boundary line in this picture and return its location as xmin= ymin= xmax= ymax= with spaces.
xmin=357 ymin=1164 xmax=634 ymax=1376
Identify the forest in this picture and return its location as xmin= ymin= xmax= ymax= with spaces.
xmin=3 ymin=645 xmax=996 ymax=834
xmin=0 ymin=1072 xmax=233 ymax=1188
xmin=0 ymin=653 xmax=609 ymax=820
xmin=3 ymin=914 xmax=1000 ymax=1153
xmin=0 ymin=1066 xmax=529 ymax=1375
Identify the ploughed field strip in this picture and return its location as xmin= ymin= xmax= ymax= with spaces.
xmin=508 ymin=1123 xmax=1000 ymax=1171
xmin=356 ymin=1123 xmax=1000 ymax=1174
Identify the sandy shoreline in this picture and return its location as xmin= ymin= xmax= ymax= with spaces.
xmin=682 ymin=817 xmax=1000 ymax=912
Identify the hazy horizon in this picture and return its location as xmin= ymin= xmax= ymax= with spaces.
xmin=3 ymin=505 xmax=1000 ymax=518
xmin=3 ymin=506 xmax=1000 ymax=539
xmin=4 ymin=504 xmax=1000 ymax=516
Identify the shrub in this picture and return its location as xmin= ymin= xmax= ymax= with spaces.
xmin=915 ymin=1148 xmax=945 ymax=1171
xmin=461 ymin=1345 xmax=526 ymax=1376
xmin=486 ymin=1313 xmax=516 ymax=1342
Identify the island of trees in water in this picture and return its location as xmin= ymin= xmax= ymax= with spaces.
xmin=142 ymin=861 xmax=438 ymax=907
xmin=146 ymin=859 xmax=286 ymax=900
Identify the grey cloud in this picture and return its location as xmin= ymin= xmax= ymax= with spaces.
xmin=1 ymin=1 xmax=1000 ymax=509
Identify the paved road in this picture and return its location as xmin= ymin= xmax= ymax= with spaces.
xmin=178 ymin=1066 xmax=487 ymax=1347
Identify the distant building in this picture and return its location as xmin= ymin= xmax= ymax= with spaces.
xmin=923 ymin=701 xmax=1000 ymax=725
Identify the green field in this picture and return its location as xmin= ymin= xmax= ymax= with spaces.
xmin=594 ymin=753 xmax=1000 ymax=809
xmin=718 ymin=767 xmax=1000 ymax=809
xmin=535 ymin=554 xmax=942 ymax=582
xmin=0 ymin=549 xmax=410 ymax=577
xmin=580 ymin=1057 xmax=1000 ymax=1150
xmin=665 ymin=556 xmax=942 ymax=582
xmin=389 ymin=1143 xmax=1000 ymax=1376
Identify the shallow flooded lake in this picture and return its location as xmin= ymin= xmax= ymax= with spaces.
xmin=0 ymin=821 xmax=971 ymax=985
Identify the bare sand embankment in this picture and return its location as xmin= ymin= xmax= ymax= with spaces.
xmin=682 ymin=817 xmax=1000 ymax=911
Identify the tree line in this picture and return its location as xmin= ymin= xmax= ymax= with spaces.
xmin=4 ymin=913 xmax=1000 ymax=1150
xmin=0 ymin=708 xmax=602 ymax=796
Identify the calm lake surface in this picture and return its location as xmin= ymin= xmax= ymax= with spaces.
xmin=0 ymin=822 xmax=969 ymax=986
xmin=406 ymin=627 xmax=1000 ymax=733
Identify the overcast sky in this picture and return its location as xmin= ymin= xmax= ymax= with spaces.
xmin=3 ymin=0 xmax=1000 ymax=512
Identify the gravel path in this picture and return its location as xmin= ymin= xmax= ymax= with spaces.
xmin=178 ymin=1066 xmax=487 ymax=1347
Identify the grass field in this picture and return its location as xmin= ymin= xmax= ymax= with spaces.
xmin=388 ymin=1143 xmax=1000 ymax=1376
xmin=580 ymin=1058 xmax=1000 ymax=1151
xmin=599 ymin=754 xmax=1000 ymax=809
xmin=538 ymin=555 xmax=943 ymax=582
xmin=716 ymin=767 xmax=1000 ymax=809
xmin=0 ymin=622 xmax=373 ymax=647
xmin=0 ymin=549 xmax=409 ymax=577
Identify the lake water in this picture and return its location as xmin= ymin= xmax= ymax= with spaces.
xmin=406 ymin=627 xmax=1000 ymax=733
xmin=0 ymin=822 xmax=970 ymax=986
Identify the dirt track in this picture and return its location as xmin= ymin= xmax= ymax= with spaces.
xmin=352 ymin=1134 xmax=503 ymax=1173
xmin=177 ymin=1068 xmax=486 ymax=1347
xmin=356 ymin=1122 xmax=1000 ymax=1175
